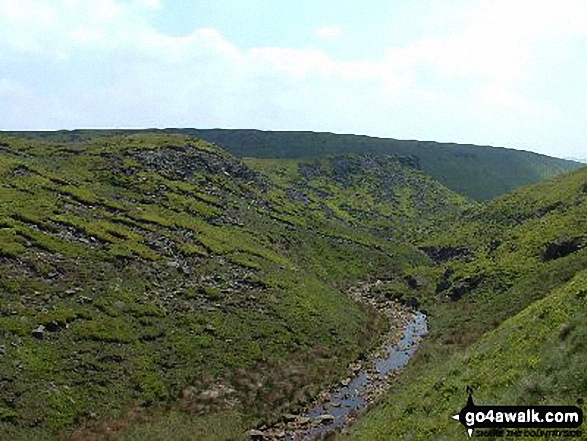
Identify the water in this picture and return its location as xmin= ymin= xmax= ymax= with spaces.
xmin=285 ymin=312 xmax=428 ymax=440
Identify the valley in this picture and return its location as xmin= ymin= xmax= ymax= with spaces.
xmin=0 ymin=130 xmax=584 ymax=440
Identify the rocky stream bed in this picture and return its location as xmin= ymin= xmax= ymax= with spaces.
xmin=248 ymin=282 xmax=428 ymax=440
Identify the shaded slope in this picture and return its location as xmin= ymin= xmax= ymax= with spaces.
xmin=244 ymin=154 xmax=471 ymax=241
xmin=172 ymin=129 xmax=581 ymax=201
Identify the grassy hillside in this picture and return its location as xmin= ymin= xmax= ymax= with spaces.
xmin=344 ymin=271 xmax=587 ymax=440
xmin=175 ymin=129 xmax=581 ymax=201
xmin=343 ymin=166 xmax=587 ymax=440
xmin=0 ymin=130 xmax=584 ymax=440
xmin=4 ymin=129 xmax=581 ymax=201
xmin=244 ymin=154 xmax=472 ymax=241
xmin=0 ymin=133 xmax=451 ymax=439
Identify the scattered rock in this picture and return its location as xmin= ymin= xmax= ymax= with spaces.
xmin=537 ymin=201 xmax=564 ymax=217
xmin=558 ymin=323 xmax=571 ymax=341
xmin=204 ymin=324 xmax=217 ymax=334
xmin=448 ymin=276 xmax=482 ymax=301
xmin=419 ymin=246 xmax=471 ymax=263
xmin=114 ymin=300 xmax=126 ymax=310
xmin=166 ymin=260 xmax=181 ymax=269
xmin=405 ymin=297 xmax=420 ymax=309
xmin=406 ymin=275 xmax=430 ymax=289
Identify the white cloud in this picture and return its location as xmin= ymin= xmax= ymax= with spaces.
xmin=135 ymin=0 xmax=161 ymax=9
xmin=0 ymin=78 xmax=33 ymax=97
xmin=315 ymin=24 xmax=342 ymax=41
xmin=0 ymin=0 xmax=585 ymax=158
xmin=473 ymin=85 xmax=532 ymax=110
xmin=382 ymin=0 xmax=587 ymax=82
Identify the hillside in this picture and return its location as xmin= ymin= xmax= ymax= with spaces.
xmin=0 ymin=133 xmax=458 ymax=440
xmin=342 ymin=166 xmax=587 ymax=440
xmin=244 ymin=154 xmax=472 ymax=241
xmin=345 ymin=271 xmax=587 ymax=440
xmin=0 ymin=131 xmax=584 ymax=440
xmin=174 ymin=129 xmax=581 ymax=201
xmin=4 ymin=129 xmax=581 ymax=201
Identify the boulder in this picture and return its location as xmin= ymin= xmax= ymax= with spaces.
xmin=45 ymin=321 xmax=61 ymax=332
xmin=248 ymin=429 xmax=265 ymax=440
xmin=315 ymin=414 xmax=335 ymax=424
xmin=32 ymin=325 xmax=46 ymax=340
xmin=283 ymin=413 xmax=298 ymax=423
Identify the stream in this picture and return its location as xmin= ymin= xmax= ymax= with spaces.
xmin=287 ymin=312 xmax=428 ymax=440
xmin=252 ymin=308 xmax=428 ymax=440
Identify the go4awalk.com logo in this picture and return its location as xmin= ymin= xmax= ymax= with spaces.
xmin=451 ymin=388 xmax=583 ymax=438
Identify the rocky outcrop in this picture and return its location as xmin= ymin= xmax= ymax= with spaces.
xmin=540 ymin=236 xmax=584 ymax=262
xmin=419 ymin=246 xmax=471 ymax=263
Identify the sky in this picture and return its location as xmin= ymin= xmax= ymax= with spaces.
xmin=1 ymin=0 xmax=587 ymax=159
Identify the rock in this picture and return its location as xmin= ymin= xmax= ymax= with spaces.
xmin=45 ymin=321 xmax=61 ymax=332
xmin=419 ymin=246 xmax=471 ymax=263
xmin=448 ymin=276 xmax=482 ymax=301
xmin=180 ymin=265 xmax=192 ymax=275
xmin=341 ymin=377 xmax=351 ymax=386
xmin=283 ymin=413 xmax=298 ymax=423
xmin=166 ymin=260 xmax=181 ymax=269
xmin=541 ymin=237 xmax=583 ymax=262
xmin=114 ymin=300 xmax=126 ymax=310
xmin=32 ymin=325 xmax=46 ymax=340
xmin=405 ymin=297 xmax=420 ymax=309
xmin=297 ymin=417 xmax=311 ymax=425
xmin=406 ymin=276 xmax=430 ymax=289
xmin=315 ymin=414 xmax=335 ymax=424
xmin=248 ymin=429 xmax=265 ymax=440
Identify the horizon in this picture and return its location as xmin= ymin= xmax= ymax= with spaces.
xmin=3 ymin=127 xmax=587 ymax=162
xmin=1 ymin=1 xmax=587 ymax=159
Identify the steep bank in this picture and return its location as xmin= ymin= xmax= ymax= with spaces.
xmin=342 ymin=167 xmax=587 ymax=440
xmin=250 ymin=281 xmax=427 ymax=440
xmin=0 ymin=134 xmax=434 ymax=440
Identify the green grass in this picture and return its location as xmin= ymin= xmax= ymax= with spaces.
xmin=0 ymin=131 xmax=584 ymax=440
xmin=6 ymin=129 xmax=581 ymax=200
xmin=343 ymin=271 xmax=587 ymax=441
xmin=0 ymin=133 xmax=426 ymax=439
xmin=343 ymin=166 xmax=587 ymax=440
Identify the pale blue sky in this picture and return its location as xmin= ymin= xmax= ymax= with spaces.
xmin=1 ymin=0 xmax=587 ymax=159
